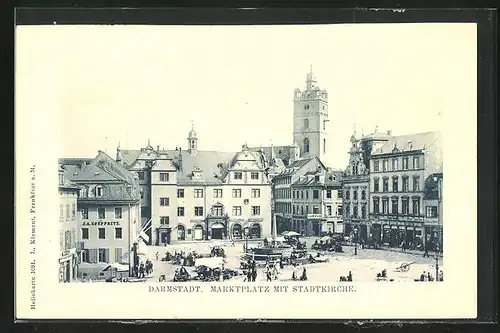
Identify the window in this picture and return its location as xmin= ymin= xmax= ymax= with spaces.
xmin=382 ymin=160 xmax=388 ymax=171
xmin=305 ymin=191 xmax=309 ymax=199
xmin=373 ymin=198 xmax=380 ymax=214
xmin=374 ymin=179 xmax=379 ymax=192
xmin=59 ymin=204 xmax=64 ymax=221
xmin=96 ymin=186 xmax=104 ymax=197
xmin=338 ymin=189 xmax=343 ymax=199
xmin=353 ymin=205 xmax=358 ymax=218
xmin=402 ymin=198 xmax=409 ymax=215
xmin=232 ymin=206 xmax=242 ymax=216
xmin=177 ymin=207 xmax=185 ymax=216
xmin=392 ymin=198 xmax=399 ymax=214
xmin=383 ymin=178 xmax=389 ymax=192
xmin=345 ymin=190 xmax=350 ymax=200
xmin=82 ymin=228 xmax=89 ymax=240
xmin=194 ymin=189 xmax=204 ymax=198
xmin=98 ymin=207 xmax=105 ymax=219
xmin=252 ymin=206 xmax=260 ymax=216
xmin=160 ymin=216 xmax=170 ymax=225
xmin=234 ymin=172 xmax=242 ymax=180
xmin=98 ymin=248 xmax=108 ymax=263
xmin=303 ymin=138 xmax=309 ymax=153
xmin=402 ymin=177 xmax=409 ymax=192
xmin=326 ymin=205 xmax=332 ymax=216
xmin=402 ymin=157 xmax=409 ymax=170
xmin=311 ymin=206 xmax=319 ymax=214
xmin=140 ymin=192 xmax=144 ymax=199
xmin=323 ymin=120 xmax=326 ymax=130
xmin=292 ymin=206 xmax=296 ymax=214
xmin=160 ymin=197 xmax=169 ymax=206
xmin=66 ymin=204 xmax=70 ymax=220
xmin=194 ymin=207 xmax=204 ymax=216
xmin=413 ymin=156 xmax=420 ymax=169
xmin=212 ymin=205 xmax=223 ymax=216
xmin=313 ymin=190 xmax=319 ymax=199
xmin=326 ymin=189 xmax=332 ymax=199
xmin=98 ymin=228 xmax=105 ymax=239
xmin=304 ymin=118 xmax=309 ymax=129
xmin=412 ymin=198 xmax=420 ymax=215
xmin=426 ymin=206 xmax=438 ymax=218
xmin=392 ymin=158 xmax=398 ymax=171
xmin=392 ymin=177 xmax=399 ymax=192
xmin=141 ymin=206 xmax=148 ymax=218
xmin=353 ymin=190 xmax=358 ymax=200
xmin=251 ymin=189 xmax=260 ymax=198
xmin=115 ymin=207 xmax=122 ymax=219
xmin=137 ymin=172 xmax=145 ymax=180
xmin=160 ymin=173 xmax=169 ymax=181
xmin=115 ymin=228 xmax=122 ymax=239
xmin=71 ymin=204 xmax=76 ymax=220
xmin=382 ymin=198 xmax=389 ymax=214
xmin=373 ymin=160 xmax=380 ymax=172
xmin=232 ymin=189 xmax=242 ymax=198
xmin=345 ymin=204 xmax=350 ymax=217
xmin=412 ymin=176 xmax=420 ymax=191
xmin=361 ymin=190 xmax=366 ymax=200
xmin=323 ymin=138 xmax=326 ymax=154
xmin=177 ymin=189 xmax=184 ymax=198
xmin=213 ymin=189 xmax=223 ymax=198
xmin=361 ymin=204 xmax=367 ymax=219
xmin=251 ymin=172 xmax=259 ymax=180
xmin=58 ymin=173 xmax=64 ymax=185
xmin=337 ymin=206 xmax=343 ymax=216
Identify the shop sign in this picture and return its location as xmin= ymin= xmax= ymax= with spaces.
xmin=284 ymin=213 xmax=292 ymax=218
xmin=82 ymin=221 xmax=120 ymax=226
xmin=248 ymin=217 xmax=263 ymax=222
xmin=229 ymin=218 xmax=245 ymax=223
xmin=306 ymin=214 xmax=322 ymax=220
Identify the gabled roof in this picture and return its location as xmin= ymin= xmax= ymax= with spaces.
xmin=175 ymin=150 xmax=237 ymax=185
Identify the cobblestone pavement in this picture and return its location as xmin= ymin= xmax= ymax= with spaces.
xmin=144 ymin=238 xmax=444 ymax=283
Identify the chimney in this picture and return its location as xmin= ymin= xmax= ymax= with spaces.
xmin=387 ymin=130 xmax=392 ymax=135
xmin=157 ymin=145 xmax=160 ymax=151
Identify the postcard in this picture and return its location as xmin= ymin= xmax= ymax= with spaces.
xmin=15 ymin=22 xmax=477 ymax=320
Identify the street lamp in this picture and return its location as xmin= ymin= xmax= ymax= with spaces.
xmin=354 ymin=227 xmax=358 ymax=255
xmin=433 ymin=175 xmax=442 ymax=282
xmin=244 ymin=227 xmax=249 ymax=253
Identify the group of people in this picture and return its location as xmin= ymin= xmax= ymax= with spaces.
xmin=339 ymin=271 xmax=353 ymax=282
xmin=291 ymin=264 xmax=308 ymax=281
xmin=210 ymin=246 xmax=226 ymax=258
xmin=243 ymin=259 xmax=258 ymax=282
xmin=134 ymin=259 xmax=154 ymax=278
xmin=419 ymin=270 xmax=444 ymax=282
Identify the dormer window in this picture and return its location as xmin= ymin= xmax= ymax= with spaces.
xmin=96 ymin=186 xmax=103 ymax=197
xmin=137 ymin=171 xmax=145 ymax=180
xmin=58 ymin=173 xmax=64 ymax=185
xmin=234 ymin=172 xmax=243 ymax=180
xmin=250 ymin=172 xmax=259 ymax=180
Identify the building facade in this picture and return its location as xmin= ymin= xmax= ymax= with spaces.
xmin=58 ymin=166 xmax=80 ymax=282
xmin=342 ymin=129 xmax=392 ymax=243
xmin=368 ymin=131 xmax=443 ymax=250
xmin=60 ymin=152 xmax=141 ymax=277
xmin=117 ymin=130 xmax=273 ymax=245
xmin=423 ymin=172 xmax=443 ymax=252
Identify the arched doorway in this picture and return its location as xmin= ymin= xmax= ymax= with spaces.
xmin=232 ymin=223 xmax=242 ymax=239
xmin=250 ymin=223 xmax=261 ymax=239
xmin=211 ymin=223 xmax=224 ymax=240
xmin=177 ymin=225 xmax=186 ymax=241
xmin=193 ymin=225 xmax=204 ymax=241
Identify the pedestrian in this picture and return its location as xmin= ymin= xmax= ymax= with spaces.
xmin=300 ymin=267 xmax=308 ymax=281
xmin=292 ymin=265 xmax=298 ymax=280
xmin=266 ymin=270 xmax=272 ymax=282
xmin=423 ymin=245 xmax=429 ymax=257
xmin=231 ymin=239 xmax=235 ymax=247
xmin=139 ymin=263 xmax=145 ymax=278
xmin=439 ymin=270 xmax=444 ymax=281
xmin=155 ymin=252 xmax=159 ymax=260
xmin=419 ymin=271 xmax=425 ymax=282
xmin=252 ymin=268 xmax=257 ymax=282
xmin=347 ymin=271 xmax=353 ymax=282
xmin=427 ymin=272 xmax=432 ymax=281
xmin=245 ymin=270 xmax=252 ymax=282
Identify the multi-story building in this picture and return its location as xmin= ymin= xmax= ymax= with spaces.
xmin=290 ymin=168 xmax=343 ymax=236
xmin=60 ymin=151 xmax=141 ymax=277
xmin=117 ymin=130 xmax=273 ymax=245
xmin=423 ymin=171 xmax=443 ymax=252
xmin=368 ymin=131 xmax=442 ymax=250
xmin=342 ymin=129 xmax=392 ymax=242
xmin=58 ymin=166 xmax=80 ymax=282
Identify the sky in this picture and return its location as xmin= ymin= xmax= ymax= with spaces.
xmin=16 ymin=23 xmax=476 ymax=169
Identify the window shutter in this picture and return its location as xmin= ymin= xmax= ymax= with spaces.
xmin=60 ymin=232 xmax=64 ymax=250
xmin=92 ymin=249 xmax=98 ymax=263
xmin=105 ymin=248 xmax=110 ymax=263
xmin=116 ymin=248 xmax=122 ymax=263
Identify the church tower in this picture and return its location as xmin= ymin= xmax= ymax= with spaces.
xmin=187 ymin=124 xmax=198 ymax=156
xmin=293 ymin=66 xmax=329 ymax=161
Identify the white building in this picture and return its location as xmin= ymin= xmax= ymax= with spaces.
xmin=117 ymin=129 xmax=272 ymax=245
xmin=60 ymin=152 xmax=141 ymax=279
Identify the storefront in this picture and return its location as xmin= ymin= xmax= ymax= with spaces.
xmin=193 ymin=224 xmax=204 ymax=241
xmin=424 ymin=225 xmax=442 ymax=251
xmin=59 ymin=250 xmax=77 ymax=283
